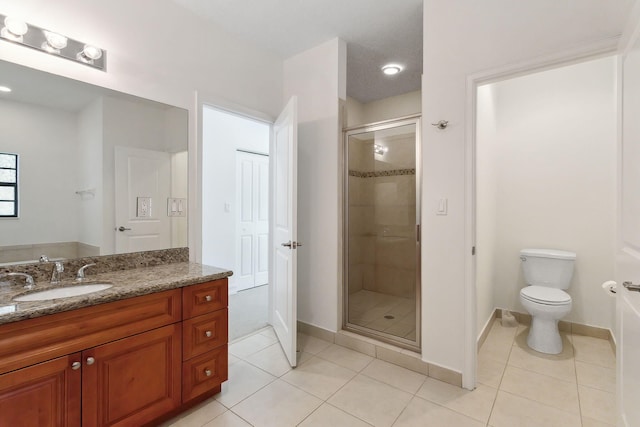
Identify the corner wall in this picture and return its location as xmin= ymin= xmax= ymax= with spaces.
xmin=283 ymin=38 xmax=346 ymax=331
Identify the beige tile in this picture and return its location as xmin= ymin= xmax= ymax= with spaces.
xmin=316 ymin=343 xmax=374 ymax=372
xmin=376 ymin=346 xmax=428 ymax=375
xmin=297 ymin=322 xmax=336 ymax=343
xmin=478 ymin=333 xmax=513 ymax=363
xmin=297 ymin=333 xmax=332 ymax=355
xmin=575 ymin=361 xmax=615 ymax=393
xmin=578 ymin=386 xmax=616 ymax=425
xmin=298 ymin=350 xmax=315 ymax=366
xmin=393 ymin=396 xmax=484 ymax=427
xmin=245 ymin=343 xmax=292 ymax=377
xmin=166 ymin=399 xmax=226 ymax=426
xmin=428 ymin=364 xmax=462 ymax=386
xmin=232 ymin=379 xmax=322 ymax=427
xmin=572 ymin=335 xmax=615 ymax=368
xmin=571 ymin=323 xmax=611 ymax=340
xmin=203 ymin=411 xmax=252 ymax=427
xmin=228 ymin=354 xmax=241 ymax=366
xmin=416 ymin=378 xmax=497 ymax=423
xmin=477 ymin=355 xmax=506 ymax=388
xmin=581 ymin=416 xmax=615 ymax=427
xmin=335 ymin=333 xmax=377 ymax=357
xmin=328 ymin=374 xmax=413 ymax=427
xmin=298 ymin=403 xmax=372 ymax=427
xmin=215 ymin=360 xmax=276 ymax=408
xmin=489 ymin=391 xmax=581 ymax=427
xmin=508 ymin=341 xmax=576 ymax=383
xmin=258 ymin=327 xmax=277 ymax=341
xmin=229 ymin=333 xmax=277 ymax=358
xmin=281 ymin=356 xmax=357 ymax=400
xmin=500 ymin=366 xmax=580 ymax=413
xmin=361 ymin=359 xmax=426 ymax=394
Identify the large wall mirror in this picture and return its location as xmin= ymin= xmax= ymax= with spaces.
xmin=0 ymin=60 xmax=188 ymax=265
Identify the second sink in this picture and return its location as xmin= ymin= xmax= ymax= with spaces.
xmin=13 ymin=284 xmax=113 ymax=302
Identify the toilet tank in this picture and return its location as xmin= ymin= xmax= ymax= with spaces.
xmin=520 ymin=249 xmax=576 ymax=289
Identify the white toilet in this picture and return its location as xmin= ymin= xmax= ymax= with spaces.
xmin=519 ymin=248 xmax=575 ymax=354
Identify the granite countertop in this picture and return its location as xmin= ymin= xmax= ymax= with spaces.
xmin=0 ymin=262 xmax=232 ymax=326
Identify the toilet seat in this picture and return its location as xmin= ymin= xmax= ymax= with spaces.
xmin=521 ymin=286 xmax=571 ymax=306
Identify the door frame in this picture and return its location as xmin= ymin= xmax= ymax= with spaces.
xmin=342 ymin=114 xmax=422 ymax=351
xmin=463 ymin=40 xmax=620 ymax=390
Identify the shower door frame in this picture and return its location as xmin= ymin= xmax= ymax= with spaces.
xmin=342 ymin=114 xmax=422 ymax=351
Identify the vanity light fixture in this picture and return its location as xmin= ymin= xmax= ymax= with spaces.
xmin=381 ymin=63 xmax=403 ymax=76
xmin=0 ymin=13 xmax=106 ymax=70
xmin=374 ymin=144 xmax=388 ymax=155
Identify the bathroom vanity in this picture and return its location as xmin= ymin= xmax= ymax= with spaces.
xmin=0 ymin=251 xmax=231 ymax=427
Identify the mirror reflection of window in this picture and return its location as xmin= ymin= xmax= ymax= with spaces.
xmin=0 ymin=153 xmax=18 ymax=217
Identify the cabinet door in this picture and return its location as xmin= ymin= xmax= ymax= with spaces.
xmin=82 ymin=324 xmax=181 ymax=427
xmin=0 ymin=353 xmax=81 ymax=427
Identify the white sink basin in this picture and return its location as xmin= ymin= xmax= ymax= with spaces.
xmin=13 ymin=284 xmax=113 ymax=302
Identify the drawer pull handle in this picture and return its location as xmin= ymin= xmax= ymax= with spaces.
xmin=204 ymin=369 xmax=212 ymax=377
xmin=205 ymin=295 xmax=212 ymax=302
xmin=205 ymin=330 xmax=212 ymax=338
xmin=71 ymin=361 xmax=81 ymax=370
xmin=86 ymin=357 xmax=95 ymax=366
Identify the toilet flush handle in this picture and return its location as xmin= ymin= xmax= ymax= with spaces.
xmin=520 ymin=256 xmax=527 ymax=262
xmin=623 ymin=281 xmax=640 ymax=292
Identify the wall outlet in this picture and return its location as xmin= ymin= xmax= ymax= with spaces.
xmin=136 ymin=197 xmax=152 ymax=217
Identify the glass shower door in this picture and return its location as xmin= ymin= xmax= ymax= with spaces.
xmin=344 ymin=116 xmax=421 ymax=350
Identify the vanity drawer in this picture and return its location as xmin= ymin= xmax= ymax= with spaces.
xmin=182 ymin=345 xmax=228 ymax=402
xmin=182 ymin=279 xmax=228 ymax=319
xmin=182 ymin=309 xmax=228 ymax=360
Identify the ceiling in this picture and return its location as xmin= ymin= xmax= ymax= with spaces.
xmin=171 ymin=0 xmax=424 ymax=104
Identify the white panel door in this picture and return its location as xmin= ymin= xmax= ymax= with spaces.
xmin=270 ymin=96 xmax=298 ymax=367
xmin=115 ymin=147 xmax=171 ymax=253
xmin=236 ymin=151 xmax=269 ymax=291
xmin=617 ymin=13 xmax=640 ymax=427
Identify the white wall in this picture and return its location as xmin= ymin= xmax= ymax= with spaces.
xmin=283 ymin=38 xmax=346 ymax=331
xmin=476 ymin=57 xmax=616 ymax=330
xmin=201 ymin=108 xmax=270 ymax=284
xmin=346 ymin=90 xmax=421 ymax=127
xmin=475 ymin=84 xmax=499 ymax=335
xmin=0 ymin=99 xmax=79 ymax=246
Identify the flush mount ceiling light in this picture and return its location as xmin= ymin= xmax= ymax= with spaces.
xmin=374 ymin=144 xmax=389 ymax=155
xmin=381 ymin=63 xmax=403 ymax=76
xmin=0 ymin=13 xmax=106 ymax=70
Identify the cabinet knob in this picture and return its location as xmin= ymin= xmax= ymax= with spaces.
xmin=204 ymin=369 xmax=212 ymax=377
xmin=205 ymin=330 xmax=212 ymax=338
xmin=71 ymin=361 xmax=81 ymax=370
xmin=86 ymin=357 xmax=95 ymax=366
xmin=205 ymin=295 xmax=212 ymax=302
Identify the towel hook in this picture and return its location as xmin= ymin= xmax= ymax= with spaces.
xmin=431 ymin=120 xmax=449 ymax=130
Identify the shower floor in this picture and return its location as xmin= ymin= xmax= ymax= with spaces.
xmin=347 ymin=289 xmax=416 ymax=341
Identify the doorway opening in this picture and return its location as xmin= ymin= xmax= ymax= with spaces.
xmin=201 ymin=106 xmax=271 ymax=341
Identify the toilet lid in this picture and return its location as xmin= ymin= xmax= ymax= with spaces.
xmin=521 ymin=286 xmax=571 ymax=305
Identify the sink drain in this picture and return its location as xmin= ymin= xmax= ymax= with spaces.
xmin=384 ymin=315 xmax=395 ymax=320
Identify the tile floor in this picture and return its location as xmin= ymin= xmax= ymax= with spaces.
xmin=164 ymin=319 xmax=616 ymax=427
xmin=348 ymin=290 xmax=417 ymax=341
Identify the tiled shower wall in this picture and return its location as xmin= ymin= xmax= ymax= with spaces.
xmin=348 ymin=135 xmax=416 ymax=299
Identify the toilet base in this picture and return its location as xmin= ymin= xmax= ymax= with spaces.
xmin=527 ymin=317 xmax=563 ymax=354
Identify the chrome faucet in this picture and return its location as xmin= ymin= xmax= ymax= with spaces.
xmin=0 ymin=272 xmax=35 ymax=289
xmin=51 ymin=261 xmax=64 ymax=284
xmin=76 ymin=263 xmax=96 ymax=281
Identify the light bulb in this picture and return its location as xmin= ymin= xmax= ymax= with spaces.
xmin=382 ymin=64 xmax=403 ymax=76
xmin=0 ymin=86 xmax=11 ymax=93
xmin=4 ymin=17 xmax=28 ymax=36
xmin=43 ymin=31 xmax=67 ymax=50
xmin=82 ymin=44 xmax=102 ymax=60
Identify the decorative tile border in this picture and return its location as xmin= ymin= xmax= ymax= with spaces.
xmin=349 ymin=168 xmax=416 ymax=178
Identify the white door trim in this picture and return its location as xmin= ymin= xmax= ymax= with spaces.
xmin=462 ymin=38 xmax=620 ymax=390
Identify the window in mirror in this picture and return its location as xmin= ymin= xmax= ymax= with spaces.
xmin=0 ymin=153 xmax=18 ymax=217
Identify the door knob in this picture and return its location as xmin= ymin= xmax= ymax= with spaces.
xmin=117 ymin=226 xmax=132 ymax=232
xmin=281 ymin=241 xmax=303 ymax=249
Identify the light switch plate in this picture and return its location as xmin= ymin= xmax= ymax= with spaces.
xmin=167 ymin=198 xmax=187 ymax=217
xmin=136 ymin=197 xmax=152 ymax=217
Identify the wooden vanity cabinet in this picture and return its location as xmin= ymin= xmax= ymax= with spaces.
xmin=0 ymin=278 xmax=230 ymax=426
